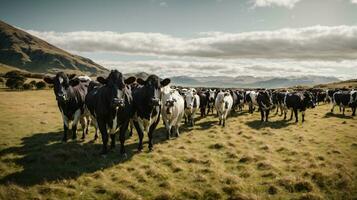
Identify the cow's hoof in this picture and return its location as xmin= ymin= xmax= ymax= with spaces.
xmin=121 ymin=153 xmax=128 ymax=160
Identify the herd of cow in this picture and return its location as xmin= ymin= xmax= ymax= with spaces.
xmin=43 ymin=70 xmax=357 ymax=156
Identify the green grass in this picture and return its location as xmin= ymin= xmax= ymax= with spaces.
xmin=0 ymin=90 xmax=356 ymax=200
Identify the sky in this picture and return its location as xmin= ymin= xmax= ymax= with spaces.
xmin=1 ymin=0 xmax=357 ymax=79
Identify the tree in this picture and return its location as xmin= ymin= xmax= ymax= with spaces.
xmin=23 ymin=83 xmax=32 ymax=90
xmin=35 ymin=81 xmax=46 ymax=89
xmin=6 ymin=78 xmax=25 ymax=89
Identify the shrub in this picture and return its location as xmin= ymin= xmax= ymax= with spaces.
xmin=6 ymin=78 xmax=25 ymax=89
xmin=0 ymin=77 xmax=4 ymax=84
xmin=22 ymin=83 xmax=32 ymax=90
xmin=29 ymin=80 xmax=37 ymax=86
xmin=35 ymin=81 xmax=46 ymax=89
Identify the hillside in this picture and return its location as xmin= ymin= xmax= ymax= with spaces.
xmin=0 ymin=20 xmax=108 ymax=75
xmin=314 ymin=79 xmax=357 ymax=89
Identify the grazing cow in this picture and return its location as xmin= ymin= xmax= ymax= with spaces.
xmin=44 ymin=72 xmax=90 ymax=142
xmin=215 ymin=91 xmax=233 ymax=127
xmin=184 ymin=88 xmax=200 ymax=126
xmin=283 ymin=91 xmax=315 ymax=122
xmin=316 ymin=91 xmax=327 ymax=105
xmin=85 ymin=70 xmax=136 ymax=155
xmin=161 ymin=86 xmax=185 ymax=139
xmin=198 ymin=91 xmax=208 ymax=117
xmin=206 ymin=89 xmax=216 ymax=114
xmin=331 ymin=90 xmax=357 ymax=116
xmin=132 ymin=75 xmax=171 ymax=151
xmin=246 ymin=91 xmax=258 ymax=114
xmin=257 ymin=90 xmax=273 ymax=122
xmin=236 ymin=91 xmax=245 ymax=111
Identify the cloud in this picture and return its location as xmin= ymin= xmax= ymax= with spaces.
xmin=27 ymin=25 xmax=357 ymax=61
xmin=159 ymin=1 xmax=168 ymax=7
xmin=97 ymin=58 xmax=357 ymax=79
xmin=351 ymin=0 xmax=357 ymax=4
xmin=251 ymin=0 xmax=302 ymax=8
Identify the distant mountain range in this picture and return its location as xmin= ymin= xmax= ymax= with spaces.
xmin=0 ymin=20 xmax=107 ymax=75
xmin=124 ymin=72 xmax=340 ymax=88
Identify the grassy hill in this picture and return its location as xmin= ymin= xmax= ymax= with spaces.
xmin=0 ymin=20 xmax=108 ymax=75
xmin=0 ymin=89 xmax=356 ymax=199
xmin=314 ymin=79 xmax=357 ymax=89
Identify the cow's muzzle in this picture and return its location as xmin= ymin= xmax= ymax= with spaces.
xmin=151 ymin=98 xmax=161 ymax=106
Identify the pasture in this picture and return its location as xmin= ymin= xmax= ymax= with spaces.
xmin=0 ymin=89 xmax=356 ymax=200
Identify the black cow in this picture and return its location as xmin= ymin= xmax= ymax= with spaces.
xmin=316 ymin=91 xmax=327 ymax=105
xmin=257 ymin=90 xmax=273 ymax=122
xmin=236 ymin=91 xmax=245 ymax=111
xmin=326 ymin=89 xmax=337 ymax=103
xmin=132 ymin=75 xmax=171 ymax=151
xmin=198 ymin=91 xmax=208 ymax=117
xmin=272 ymin=91 xmax=286 ymax=116
xmin=230 ymin=90 xmax=239 ymax=112
xmin=283 ymin=91 xmax=315 ymax=122
xmin=85 ymin=70 xmax=136 ymax=155
xmin=331 ymin=90 xmax=357 ymax=116
xmin=44 ymin=72 xmax=90 ymax=142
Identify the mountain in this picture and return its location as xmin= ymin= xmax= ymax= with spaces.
xmin=170 ymin=75 xmax=340 ymax=88
xmin=0 ymin=20 xmax=108 ymax=75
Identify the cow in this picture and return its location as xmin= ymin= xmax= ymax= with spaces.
xmin=283 ymin=91 xmax=315 ymax=122
xmin=236 ymin=91 xmax=245 ymax=111
xmin=161 ymin=86 xmax=185 ymax=139
xmin=272 ymin=91 xmax=287 ymax=116
xmin=85 ymin=70 xmax=136 ymax=155
xmin=206 ymin=89 xmax=216 ymax=115
xmin=326 ymin=89 xmax=337 ymax=103
xmin=230 ymin=90 xmax=239 ymax=112
xmin=331 ymin=90 xmax=357 ymax=116
xmin=198 ymin=91 xmax=208 ymax=117
xmin=245 ymin=91 xmax=258 ymax=114
xmin=184 ymin=88 xmax=200 ymax=126
xmin=215 ymin=91 xmax=233 ymax=127
xmin=44 ymin=72 xmax=91 ymax=142
xmin=316 ymin=91 xmax=327 ymax=105
xmin=257 ymin=90 xmax=273 ymax=122
xmin=132 ymin=75 xmax=171 ymax=151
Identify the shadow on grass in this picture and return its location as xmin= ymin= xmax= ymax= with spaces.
xmin=245 ymin=119 xmax=293 ymax=130
xmin=0 ymin=127 xmax=171 ymax=186
xmin=323 ymin=112 xmax=354 ymax=119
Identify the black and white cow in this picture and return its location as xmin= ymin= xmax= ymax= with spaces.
xmin=215 ymin=91 xmax=233 ymax=127
xmin=272 ymin=91 xmax=287 ymax=116
xmin=44 ymin=72 xmax=91 ymax=142
xmin=132 ymin=75 xmax=171 ymax=151
xmin=184 ymin=88 xmax=200 ymax=126
xmin=198 ymin=91 xmax=209 ymax=117
xmin=245 ymin=91 xmax=258 ymax=114
xmin=316 ymin=91 xmax=327 ymax=105
xmin=331 ymin=90 xmax=357 ymax=116
xmin=283 ymin=91 xmax=315 ymax=122
xmin=85 ymin=70 xmax=136 ymax=155
xmin=236 ymin=91 xmax=245 ymax=111
xmin=206 ymin=89 xmax=216 ymax=115
xmin=326 ymin=89 xmax=337 ymax=103
xmin=257 ymin=90 xmax=273 ymax=122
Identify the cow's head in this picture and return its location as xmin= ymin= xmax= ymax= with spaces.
xmin=258 ymin=90 xmax=273 ymax=110
xmin=97 ymin=70 xmax=136 ymax=108
xmin=303 ymin=91 xmax=315 ymax=108
xmin=185 ymin=88 xmax=197 ymax=109
xmin=208 ymin=89 xmax=216 ymax=102
xmin=44 ymin=72 xmax=76 ymax=103
xmin=137 ymin=75 xmax=170 ymax=107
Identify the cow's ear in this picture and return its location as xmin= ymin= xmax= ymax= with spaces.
xmin=124 ymin=76 xmax=136 ymax=85
xmin=68 ymin=74 xmax=76 ymax=80
xmin=69 ymin=78 xmax=80 ymax=86
xmin=43 ymin=76 xmax=54 ymax=84
xmin=136 ymin=78 xmax=145 ymax=85
xmin=97 ymin=76 xmax=107 ymax=84
xmin=224 ymin=92 xmax=230 ymax=96
xmin=160 ymin=78 xmax=171 ymax=87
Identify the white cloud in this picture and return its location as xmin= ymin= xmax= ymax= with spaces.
xmin=98 ymin=58 xmax=357 ymax=80
xmin=159 ymin=1 xmax=168 ymax=7
xmin=27 ymin=25 xmax=357 ymax=60
xmin=251 ymin=0 xmax=302 ymax=8
xmin=351 ymin=0 xmax=357 ymax=4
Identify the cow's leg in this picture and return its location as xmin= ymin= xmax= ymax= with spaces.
xmin=302 ymin=110 xmax=305 ymax=122
xmin=119 ymin=120 xmax=130 ymax=157
xmin=80 ymin=116 xmax=86 ymax=140
xmin=91 ymin=117 xmax=99 ymax=141
xmin=331 ymin=103 xmax=335 ymax=113
xmin=266 ymin=110 xmax=270 ymax=122
xmin=110 ymin=134 xmax=116 ymax=150
xmin=164 ymin=119 xmax=171 ymax=140
xmin=63 ymin=123 xmax=68 ymax=142
xmin=289 ymin=108 xmax=294 ymax=120
xmin=294 ymin=109 xmax=298 ymax=123
xmin=352 ymin=107 xmax=356 ymax=116
xmin=260 ymin=109 xmax=264 ymax=122
xmin=133 ymin=121 xmax=144 ymax=151
xmin=129 ymin=119 xmax=134 ymax=137
xmin=283 ymin=108 xmax=287 ymax=120
xmin=71 ymin=109 xmax=82 ymax=140
xmin=148 ymin=117 xmax=160 ymax=151
xmin=280 ymin=105 xmax=284 ymax=116
xmin=342 ymin=106 xmax=345 ymax=115
xmin=97 ymin=120 xmax=108 ymax=154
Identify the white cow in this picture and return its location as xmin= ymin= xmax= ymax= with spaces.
xmin=184 ymin=88 xmax=200 ymax=126
xmin=215 ymin=91 xmax=233 ymax=127
xmin=161 ymin=86 xmax=185 ymax=139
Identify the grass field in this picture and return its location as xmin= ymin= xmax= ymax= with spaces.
xmin=0 ymin=89 xmax=356 ymax=200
